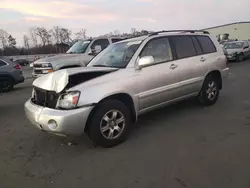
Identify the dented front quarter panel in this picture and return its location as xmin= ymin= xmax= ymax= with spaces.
xmin=68 ymin=68 xmax=140 ymax=117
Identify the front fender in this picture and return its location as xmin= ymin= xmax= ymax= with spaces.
xmin=77 ymin=86 xmax=139 ymax=117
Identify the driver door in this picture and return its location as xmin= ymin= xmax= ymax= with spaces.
xmin=135 ymin=37 xmax=180 ymax=111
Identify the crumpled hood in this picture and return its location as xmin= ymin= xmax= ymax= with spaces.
xmin=32 ymin=67 xmax=118 ymax=93
xmin=225 ymin=49 xmax=242 ymax=54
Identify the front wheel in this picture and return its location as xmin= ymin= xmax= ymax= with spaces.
xmin=87 ymin=100 xmax=131 ymax=147
xmin=198 ymin=75 xmax=219 ymax=106
xmin=236 ymin=53 xmax=244 ymax=62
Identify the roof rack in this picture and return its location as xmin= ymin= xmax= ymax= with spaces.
xmin=149 ymin=30 xmax=209 ymax=36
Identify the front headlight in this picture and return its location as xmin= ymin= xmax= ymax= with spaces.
xmin=42 ymin=63 xmax=52 ymax=68
xmin=231 ymin=52 xmax=237 ymax=56
xmin=57 ymin=91 xmax=80 ymax=109
xmin=31 ymin=88 xmax=35 ymax=98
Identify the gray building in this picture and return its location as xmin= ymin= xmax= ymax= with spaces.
xmin=203 ymin=21 xmax=250 ymax=41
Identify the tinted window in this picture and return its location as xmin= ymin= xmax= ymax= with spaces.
xmin=111 ymin=38 xmax=123 ymax=43
xmin=191 ymin=36 xmax=202 ymax=55
xmin=91 ymin=39 xmax=110 ymax=50
xmin=171 ymin=36 xmax=196 ymax=59
xmin=197 ymin=36 xmax=216 ymax=54
xmin=141 ymin=37 xmax=173 ymax=64
xmin=0 ymin=60 xmax=7 ymax=67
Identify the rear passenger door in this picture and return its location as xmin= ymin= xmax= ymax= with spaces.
xmin=169 ymin=35 xmax=209 ymax=96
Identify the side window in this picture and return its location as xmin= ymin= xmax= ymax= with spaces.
xmin=140 ymin=37 xmax=173 ymax=64
xmin=171 ymin=36 xmax=197 ymax=59
xmin=197 ymin=36 xmax=216 ymax=54
xmin=191 ymin=36 xmax=202 ymax=55
xmin=0 ymin=60 xmax=7 ymax=67
xmin=111 ymin=38 xmax=123 ymax=43
xmin=91 ymin=39 xmax=110 ymax=50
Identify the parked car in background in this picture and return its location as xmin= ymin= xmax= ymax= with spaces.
xmin=0 ymin=58 xmax=24 ymax=92
xmin=14 ymin=59 xmax=30 ymax=66
xmin=32 ymin=37 xmax=124 ymax=79
xmin=223 ymin=41 xmax=250 ymax=61
xmin=25 ymin=30 xmax=229 ymax=147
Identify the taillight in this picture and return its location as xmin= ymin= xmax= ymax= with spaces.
xmin=15 ymin=63 xmax=21 ymax=69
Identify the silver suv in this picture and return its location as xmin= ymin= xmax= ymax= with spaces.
xmin=25 ymin=30 xmax=229 ymax=147
xmin=32 ymin=37 xmax=123 ymax=79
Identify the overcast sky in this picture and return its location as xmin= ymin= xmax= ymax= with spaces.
xmin=0 ymin=0 xmax=249 ymax=46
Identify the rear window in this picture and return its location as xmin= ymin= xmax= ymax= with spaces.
xmin=171 ymin=36 xmax=196 ymax=59
xmin=197 ymin=36 xmax=216 ymax=54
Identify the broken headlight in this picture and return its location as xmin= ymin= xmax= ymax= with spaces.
xmin=57 ymin=91 xmax=80 ymax=109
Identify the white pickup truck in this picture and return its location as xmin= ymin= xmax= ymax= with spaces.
xmin=32 ymin=37 xmax=123 ymax=79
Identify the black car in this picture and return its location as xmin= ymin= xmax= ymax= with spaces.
xmin=14 ymin=59 xmax=30 ymax=66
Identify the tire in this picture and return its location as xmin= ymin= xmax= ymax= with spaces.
xmin=198 ymin=75 xmax=219 ymax=106
xmin=236 ymin=53 xmax=244 ymax=62
xmin=0 ymin=78 xmax=14 ymax=92
xmin=87 ymin=100 xmax=131 ymax=148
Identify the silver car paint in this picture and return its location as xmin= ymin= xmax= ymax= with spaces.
xmin=25 ymin=33 xmax=229 ymax=136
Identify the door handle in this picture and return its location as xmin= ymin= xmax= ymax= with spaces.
xmin=200 ymin=57 xmax=206 ymax=62
xmin=169 ymin=64 xmax=178 ymax=69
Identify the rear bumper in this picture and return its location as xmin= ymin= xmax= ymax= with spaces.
xmin=15 ymin=76 xmax=25 ymax=84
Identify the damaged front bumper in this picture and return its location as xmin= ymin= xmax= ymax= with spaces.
xmin=24 ymin=99 xmax=94 ymax=136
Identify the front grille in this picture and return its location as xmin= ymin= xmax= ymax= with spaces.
xmin=33 ymin=64 xmax=43 ymax=68
xmin=34 ymin=70 xmax=43 ymax=74
xmin=31 ymin=87 xmax=60 ymax=109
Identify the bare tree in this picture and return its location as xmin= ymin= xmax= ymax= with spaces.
xmin=23 ymin=35 xmax=30 ymax=49
xmin=29 ymin=28 xmax=38 ymax=47
xmin=130 ymin=28 xmax=136 ymax=35
xmin=8 ymin=35 xmax=16 ymax=48
xmin=75 ymin=29 xmax=87 ymax=40
xmin=35 ymin=27 xmax=51 ymax=46
xmin=0 ymin=29 xmax=9 ymax=48
xmin=51 ymin=26 xmax=72 ymax=44
xmin=60 ymin=28 xmax=72 ymax=43
xmin=113 ymin=30 xmax=121 ymax=36
xmin=51 ymin=26 xmax=60 ymax=44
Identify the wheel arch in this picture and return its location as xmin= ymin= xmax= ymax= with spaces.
xmin=85 ymin=92 xmax=138 ymax=132
xmin=204 ymin=70 xmax=222 ymax=89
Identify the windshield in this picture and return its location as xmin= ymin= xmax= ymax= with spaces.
xmin=88 ymin=40 xmax=141 ymax=68
xmin=66 ymin=40 xmax=92 ymax=54
xmin=224 ymin=42 xmax=244 ymax=49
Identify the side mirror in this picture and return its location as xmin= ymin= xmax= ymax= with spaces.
xmin=244 ymin=46 xmax=249 ymax=49
xmin=137 ymin=56 xmax=154 ymax=69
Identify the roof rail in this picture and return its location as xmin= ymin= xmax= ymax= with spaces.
xmin=149 ymin=30 xmax=209 ymax=36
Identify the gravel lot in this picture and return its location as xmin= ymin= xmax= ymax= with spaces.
xmin=1 ymin=60 xmax=250 ymax=188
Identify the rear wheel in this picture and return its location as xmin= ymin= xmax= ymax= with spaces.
xmin=87 ymin=100 xmax=131 ymax=147
xmin=198 ymin=75 xmax=219 ymax=106
xmin=0 ymin=78 xmax=14 ymax=92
